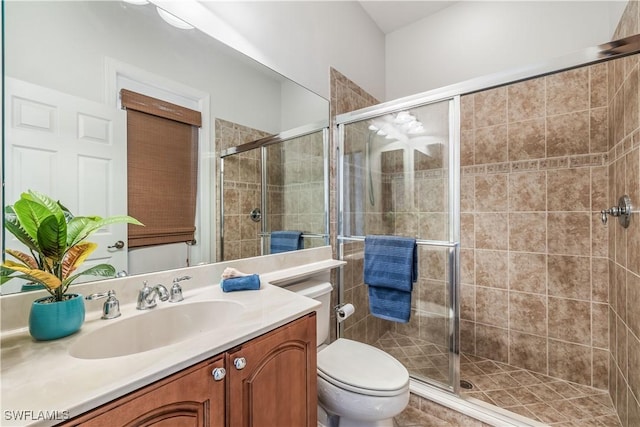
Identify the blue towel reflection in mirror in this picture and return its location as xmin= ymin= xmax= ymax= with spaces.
xmin=270 ymin=231 xmax=303 ymax=254
xmin=364 ymin=235 xmax=418 ymax=323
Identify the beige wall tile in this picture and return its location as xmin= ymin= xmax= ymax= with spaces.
xmin=548 ymin=212 xmax=591 ymax=256
xmin=475 ymin=125 xmax=508 ymax=164
xmin=475 ymin=175 xmax=508 ymax=212
xmin=461 ymin=175 xmax=475 ymax=213
xmin=592 ymin=302 xmax=610 ymax=349
xmin=548 ymin=297 xmax=592 ymax=345
xmin=591 ymin=107 xmax=610 ymax=154
xmin=593 ymin=347 xmax=610 ymax=390
xmin=509 ymin=213 xmax=547 ymax=253
xmin=475 ymin=250 xmax=508 ymax=289
xmin=461 ymin=130 xmax=475 ymax=166
xmin=629 ymin=333 xmax=640 ymax=410
xmin=624 ymin=66 xmax=639 ymax=139
xmin=547 ymin=111 xmax=590 ymax=157
xmin=461 ymin=94 xmax=474 ymax=131
xmin=475 ymin=286 xmax=509 ymax=327
xmin=461 ymin=284 xmax=475 ymax=321
xmin=509 ymin=252 xmax=547 ymax=294
xmin=592 ymin=257 xmax=610 ymax=303
xmin=628 ymin=272 xmax=640 ymax=339
xmin=548 ymin=255 xmax=591 ymax=300
xmin=548 ymin=339 xmax=592 ymax=385
xmin=509 ymin=171 xmax=546 ymax=212
xmin=460 ymin=248 xmax=475 ymax=285
xmin=509 ymin=291 xmax=547 ymax=335
xmin=509 ymin=332 xmax=548 ymax=373
xmin=548 ymin=168 xmax=591 ymax=211
xmin=546 ymin=68 xmax=589 ymax=116
xmin=508 ymin=118 xmax=546 ymax=161
xmin=476 ymin=213 xmax=508 ymax=250
xmin=474 ymin=87 xmax=507 ymax=128
xmin=476 ymin=324 xmax=509 ymax=363
xmin=460 ymin=213 xmax=475 ymax=249
xmin=617 ymin=264 xmax=628 ymax=322
xmin=508 ymin=78 xmax=545 ymax=122
xmin=591 ymin=63 xmax=609 ymax=109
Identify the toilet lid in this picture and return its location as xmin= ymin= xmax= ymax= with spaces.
xmin=317 ymin=338 xmax=409 ymax=394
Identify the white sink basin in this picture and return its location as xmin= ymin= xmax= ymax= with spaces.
xmin=69 ymin=300 xmax=244 ymax=359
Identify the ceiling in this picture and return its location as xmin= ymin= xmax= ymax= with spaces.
xmin=358 ymin=1 xmax=457 ymax=34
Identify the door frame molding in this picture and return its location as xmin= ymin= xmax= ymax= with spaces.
xmin=104 ymin=57 xmax=213 ymax=266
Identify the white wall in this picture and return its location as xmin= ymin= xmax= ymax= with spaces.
xmin=157 ymin=0 xmax=387 ymax=102
xmin=385 ymin=1 xmax=627 ymax=100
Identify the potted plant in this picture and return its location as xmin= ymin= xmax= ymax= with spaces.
xmin=1 ymin=190 xmax=142 ymax=340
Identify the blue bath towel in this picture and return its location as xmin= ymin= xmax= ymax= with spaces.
xmin=220 ymin=274 xmax=261 ymax=292
xmin=364 ymin=235 xmax=417 ymax=323
xmin=270 ymin=231 xmax=303 ymax=254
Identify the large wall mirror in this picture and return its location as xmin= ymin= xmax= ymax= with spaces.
xmin=1 ymin=0 xmax=329 ymax=295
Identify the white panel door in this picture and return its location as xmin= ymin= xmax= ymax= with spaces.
xmin=5 ymin=77 xmax=128 ymax=286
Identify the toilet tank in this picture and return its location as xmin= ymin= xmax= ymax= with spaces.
xmin=283 ymin=280 xmax=333 ymax=346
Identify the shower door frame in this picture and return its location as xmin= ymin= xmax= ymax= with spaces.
xmin=336 ymin=94 xmax=461 ymax=394
xmin=219 ymin=121 xmax=330 ymax=260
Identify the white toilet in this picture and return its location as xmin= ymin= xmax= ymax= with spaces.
xmin=286 ymin=280 xmax=410 ymax=427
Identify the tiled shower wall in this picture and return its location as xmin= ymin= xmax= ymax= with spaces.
xmin=459 ymin=64 xmax=610 ymax=389
xmin=267 ymin=132 xmax=326 ymax=250
xmin=607 ymin=3 xmax=640 ymax=424
xmin=215 ymin=118 xmax=269 ymax=261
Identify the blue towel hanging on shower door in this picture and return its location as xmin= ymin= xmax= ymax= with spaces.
xmin=270 ymin=231 xmax=303 ymax=254
xmin=364 ymin=235 xmax=417 ymax=323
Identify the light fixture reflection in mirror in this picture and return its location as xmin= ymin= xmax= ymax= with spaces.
xmin=2 ymin=1 xmax=329 ymax=296
xmin=156 ymin=7 xmax=194 ymax=30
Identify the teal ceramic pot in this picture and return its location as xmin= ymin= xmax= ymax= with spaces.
xmin=29 ymin=294 xmax=85 ymax=341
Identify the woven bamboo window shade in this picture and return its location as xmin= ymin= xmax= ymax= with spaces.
xmin=121 ymin=89 xmax=202 ymax=248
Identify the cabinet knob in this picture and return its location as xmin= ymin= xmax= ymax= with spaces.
xmin=212 ymin=367 xmax=226 ymax=381
xmin=233 ymin=357 xmax=246 ymax=370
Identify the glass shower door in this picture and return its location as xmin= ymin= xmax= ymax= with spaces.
xmin=263 ymin=129 xmax=328 ymax=254
xmin=337 ymin=97 xmax=460 ymax=392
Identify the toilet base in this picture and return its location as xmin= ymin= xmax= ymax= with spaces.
xmin=319 ymin=406 xmax=394 ymax=427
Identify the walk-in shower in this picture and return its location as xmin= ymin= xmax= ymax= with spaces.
xmin=219 ymin=123 xmax=329 ymax=261
xmin=336 ymin=34 xmax=640 ymax=427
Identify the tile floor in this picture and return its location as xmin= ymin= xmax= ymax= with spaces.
xmin=373 ymin=331 xmax=621 ymax=427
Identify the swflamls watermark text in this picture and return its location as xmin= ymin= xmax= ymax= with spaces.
xmin=4 ymin=410 xmax=70 ymax=422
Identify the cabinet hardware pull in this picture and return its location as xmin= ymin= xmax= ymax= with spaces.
xmin=234 ymin=357 xmax=247 ymax=370
xmin=212 ymin=367 xmax=226 ymax=381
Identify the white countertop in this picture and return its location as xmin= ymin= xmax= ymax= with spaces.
xmin=0 ymin=281 xmax=320 ymax=426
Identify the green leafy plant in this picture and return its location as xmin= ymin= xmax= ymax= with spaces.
xmin=1 ymin=190 xmax=143 ymax=301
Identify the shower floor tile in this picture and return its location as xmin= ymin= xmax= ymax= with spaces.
xmin=372 ymin=331 xmax=622 ymax=427
xmin=459 ymin=353 xmax=621 ymax=426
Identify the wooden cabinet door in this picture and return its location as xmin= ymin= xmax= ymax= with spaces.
xmin=227 ymin=313 xmax=317 ymax=427
xmin=61 ymin=356 xmax=225 ymax=427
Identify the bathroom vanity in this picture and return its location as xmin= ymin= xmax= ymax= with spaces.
xmin=0 ymin=247 xmax=343 ymax=427
xmin=59 ymin=314 xmax=316 ymax=427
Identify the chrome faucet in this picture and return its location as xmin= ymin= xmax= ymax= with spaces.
xmin=169 ymin=275 xmax=191 ymax=303
xmin=86 ymin=290 xmax=121 ymax=319
xmin=136 ymin=281 xmax=170 ymax=310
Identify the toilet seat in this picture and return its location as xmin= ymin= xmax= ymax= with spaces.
xmin=317 ymin=338 xmax=409 ymax=397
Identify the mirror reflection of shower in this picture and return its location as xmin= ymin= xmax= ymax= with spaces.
xmin=365 ymin=106 xmax=447 ymax=224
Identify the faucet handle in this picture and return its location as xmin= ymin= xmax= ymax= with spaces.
xmin=170 ymin=276 xmax=191 ymax=303
xmin=86 ymin=290 xmax=121 ymax=319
